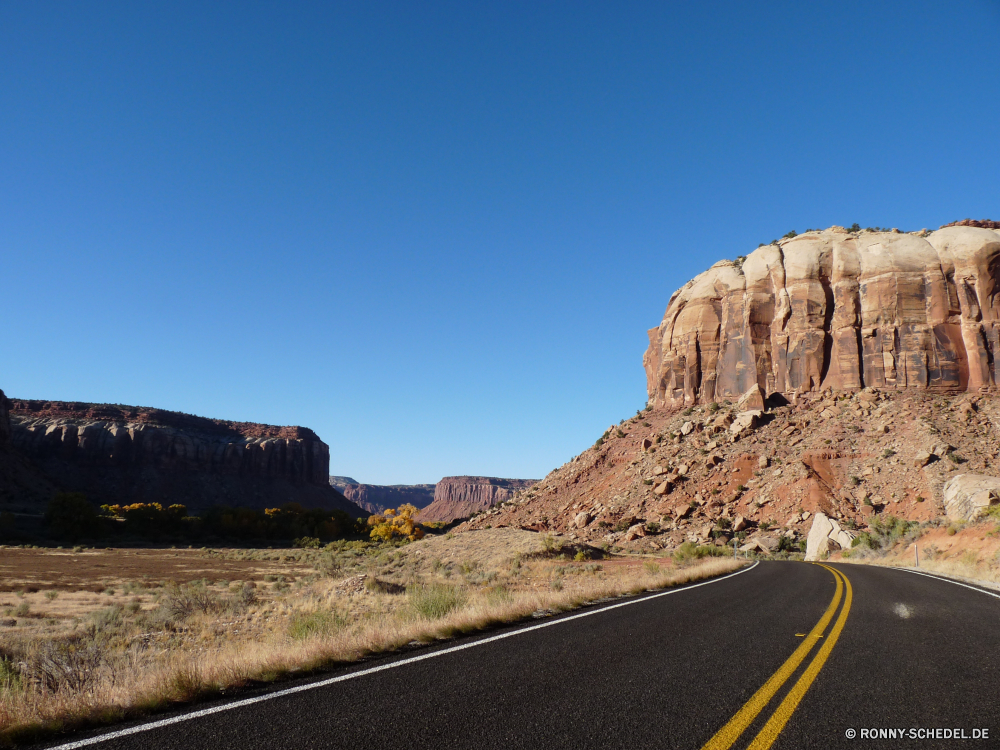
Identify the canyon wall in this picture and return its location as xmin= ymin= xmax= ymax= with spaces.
xmin=419 ymin=476 xmax=538 ymax=522
xmin=644 ymin=225 xmax=1000 ymax=408
xmin=330 ymin=481 xmax=436 ymax=515
xmin=4 ymin=399 xmax=364 ymax=516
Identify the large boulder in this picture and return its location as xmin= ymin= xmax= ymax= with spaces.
xmin=805 ymin=512 xmax=855 ymax=561
xmin=942 ymin=474 xmax=1000 ymax=521
xmin=644 ymin=225 xmax=1000 ymax=407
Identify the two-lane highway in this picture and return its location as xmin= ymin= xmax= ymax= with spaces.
xmin=41 ymin=562 xmax=1000 ymax=749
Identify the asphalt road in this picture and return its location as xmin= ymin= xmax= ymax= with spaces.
xmin=42 ymin=561 xmax=1000 ymax=750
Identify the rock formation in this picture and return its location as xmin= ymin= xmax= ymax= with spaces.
xmin=942 ymin=474 xmax=1000 ymax=521
xmin=804 ymin=512 xmax=855 ymax=561
xmin=419 ymin=476 xmax=538 ymax=523
xmin=644 ymin=225 xmax=1000 ymax=409
xmin=3 ymin=399 xmax=364 ymax=516
xmin=332 ymin=481 xmax=436 ymax=515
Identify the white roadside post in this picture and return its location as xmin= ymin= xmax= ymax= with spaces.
xmin=915 ymin=544 xmax=919 ymax=568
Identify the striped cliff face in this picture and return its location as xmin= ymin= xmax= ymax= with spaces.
xmin=644 ymin=225 xmax=1000 ymax=409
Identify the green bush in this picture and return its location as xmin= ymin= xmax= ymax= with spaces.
xmin=288 ymin=609 xmax=345 ymax=639
xmin=673 ymin=542 xmax=728 ymax=562
xmin=408 ymin=584 xmax=467 ymax=620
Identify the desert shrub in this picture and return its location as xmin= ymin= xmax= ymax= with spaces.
xmin=288 ymin=609 xmax=345 ymax=639
xmin=45 ymin=493 xmax=103 ymax=541
xmin=542 ymin=533 xmax=562 ymax=554
xmin=574 ymin=549 xmax=590 ymax=562
xmin=0 ymin=657 xmax=21 ymax=693
xmin=882 ymin=448 xmax=896 ymax=458
xmin=643 ymin=561 xmax=661 ymax=575
xmin=673 ymin=542 xmax=727 ymax=562
xmin=645 ymin=521 xmax=660 ymax=534
xmin=159 ymin=582 xmax=232 ymax=620
xmin=486 ymin=586 xmax=513 ymax=605
xmin=367 ymin=504 xmax=425 ymax=543
xmin=24 ymin=637 xmax=107 ymax=692
xmin=294 ymin=536 xmax=322 ymax=548
xmin=14 ymin=602 xmax=30 ymax=617
xmin=408 ymin=584 xmax=467 ymax=620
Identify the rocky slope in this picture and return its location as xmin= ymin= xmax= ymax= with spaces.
xmin=463 ymin=222 xmax=1000 ymax=554
xmin=463 ymin=388 xmax=1000 ymax=552
xmin=331 ymin=481 xmax=436 ymax=514
xmin=2 ymin=398 xmax=364 ymax=516
xmin=644 ymin=225 xmax=1000 ymax=409
xmin=420 ymin=476 xmax=538 ymax=523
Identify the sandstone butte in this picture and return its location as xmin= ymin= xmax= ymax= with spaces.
xmin=0 ymin=396 xmax=364 ymax=517
xmin=418 ymin=476 xmax=539 ymax=523
xmin=644 ymin=224 xmax=1000 ymax=408
xmin=461 ymin=221 xmax=1000 ymax=557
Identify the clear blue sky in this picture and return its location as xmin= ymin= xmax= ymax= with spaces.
xmin=2 ymin=2 xmax=998 ymax=484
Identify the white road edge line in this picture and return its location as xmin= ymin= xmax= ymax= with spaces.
xmin=896 ymin=567 xmax=1000 ymax=600
xmin=46 ymin=561 xmax=759 ymax=749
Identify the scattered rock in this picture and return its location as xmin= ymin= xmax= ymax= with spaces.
xmin=737 ymin=384 xmax=766 ymax=412
xmin=804 ymin=513 xmax=855 ymax=561
xmin=573 ymin=512 xmax=592 ymax=529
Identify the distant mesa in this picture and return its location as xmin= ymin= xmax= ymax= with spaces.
xmin=0 ymin=395 xmax=364 ymax=517
xmin=330 ymin=479 xmax=436 ymax=515
xmin=644 ymin=224 xmax=1000 ymax=408
xmin=329 ymin=476 xmax=360 ymax=487
xmin=418 ymin=476 xmax=538 ymax=523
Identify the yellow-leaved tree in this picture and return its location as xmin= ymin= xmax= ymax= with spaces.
xmin=367 ymin=503 xmax=425 ymax=542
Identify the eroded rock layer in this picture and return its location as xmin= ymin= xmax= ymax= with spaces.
xmin=4 ymin=399 xmax=363 ymax=515
xmin=644 ymin=225 xmax=1000 ymax=408
xmin=332 ymin=482 xmax=436 ymax=514
xmin=419 ymin=476 xmax=538 ymax=523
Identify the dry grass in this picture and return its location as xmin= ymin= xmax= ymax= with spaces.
xmin=0 ymin=531 xmax=743 ymax=745
xmin=836 ymin=518 xmax=1000 ymax=587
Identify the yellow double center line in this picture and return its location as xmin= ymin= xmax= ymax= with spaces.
xmin=701 ymin=564 xmax=853 ymax=750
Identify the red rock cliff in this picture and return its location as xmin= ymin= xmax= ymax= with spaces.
xmin=419 ymin=476 xmax=538 ymax=522
xmin=644 ymin=225 xmax=1000 ymax=408
xmin=333 ymin=482 xmax=436 ymax=514
xmin=5 ymin=399 xmax=362 ymax=515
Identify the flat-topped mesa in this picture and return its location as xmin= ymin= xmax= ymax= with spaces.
xmin=644 ymin=224 xmax=1000 ymax=408
xmin=9 ymin=399 xmax=330 ymax=486
xmin=419 ymin=476 xmax=538 ymax=523
xmin=0 ymin=399 xmax=368 ymax=515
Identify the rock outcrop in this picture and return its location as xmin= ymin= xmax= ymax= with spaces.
xmin=942 ymin=474 xmax=1000 ymax=521
xmin=644 ymin=226 xmax=1000 ymax=409
xmin=332 ymin=481 xmax=436 ymax=515
xmin=804 ymin=512 xmax=855 ymax=561
xmin=3 ymin=399 xmax=364 ymax=516
xmin=419 ymin=476 xmax=538 ymax=523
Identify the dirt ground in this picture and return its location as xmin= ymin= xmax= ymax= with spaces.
xmin=0 ymin=546 xmax=312 ymax=592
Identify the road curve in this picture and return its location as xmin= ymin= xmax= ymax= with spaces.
xmin=39 ymin=562 xmax=1000 ymax=749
